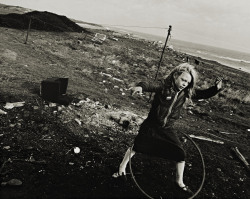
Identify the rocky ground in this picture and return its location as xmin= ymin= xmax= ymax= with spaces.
xmin=0 ymin=5 xmax=250 ymax=199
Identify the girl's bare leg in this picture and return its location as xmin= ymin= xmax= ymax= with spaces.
xmin=113 ymin=147 xmax=135 ymax=177
xmin=176 ymin=161 xmax=186 ymax=187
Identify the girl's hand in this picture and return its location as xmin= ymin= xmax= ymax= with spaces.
xmin=129 ymin=86 xmax=143 ymax=96
xmin=215 ymin=77 xmax=223 ymax=90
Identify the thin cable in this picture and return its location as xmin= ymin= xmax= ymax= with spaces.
xmin=101 ymin=24 xmax=168 ymax=29
xmin=129 ymin=133 xmax=206 ymax=199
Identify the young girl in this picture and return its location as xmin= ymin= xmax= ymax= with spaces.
xmin=113 ymin=63 xmax=222 ymax=195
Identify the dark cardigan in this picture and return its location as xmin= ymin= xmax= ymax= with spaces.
xmin=133 ymin=77 xmax=220 ymax=161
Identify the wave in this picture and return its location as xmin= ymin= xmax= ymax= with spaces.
xmin=214 ymin=55 xmax=250 ymax=64
xmin=196 ymin=50 xmax=208 ymax=55
xmin=195 ymin=50 xmax=250 ymax=64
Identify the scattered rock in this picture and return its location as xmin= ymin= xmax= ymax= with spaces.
xmin=1 ymin=179 xmax=22 ymax=186
xmin=0 ymin=109 xmax=7 ymax=114
xmin=1 ymin=49 xmax=17 ymax=61
xmin=3 ymin=146 xmax=11 ymax=150
xmin=4 ymin=101 xmax=25 ymax=109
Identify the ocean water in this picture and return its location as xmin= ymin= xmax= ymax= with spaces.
xmin=169 ymin=39 xmax=250 ymax=74
xmin=133 ymin=32 xmax=250 ymax=74
xmin=80 ymin=24 xmax=250 ymax=74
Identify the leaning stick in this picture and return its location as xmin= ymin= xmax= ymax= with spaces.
xmin=0 ymin=159 xmax=10 ymax=175
xmin=231 ymin=147 xmax=250 ymax=172
xmin=153 ymin=25 xmax=172 ymax=81
xmin=24 ymin=17 xmax=32 ymax=44
xmin=149 ymin=25 xmax=172 ymax=101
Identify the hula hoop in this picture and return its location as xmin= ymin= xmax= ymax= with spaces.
xmin=129 ymin=132 xmax=206 ymax=199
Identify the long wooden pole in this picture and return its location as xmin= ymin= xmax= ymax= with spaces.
xmin=24 ymin=17 xmax=32 ymax=44
xmin=148 ymin=25 xmax=172 ymax=101
xmin=153 ymin=25 xmax=172 ymax=81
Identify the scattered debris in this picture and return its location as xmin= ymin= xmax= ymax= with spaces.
xmin=112 ymin=60 xmax=117 ymax=65
xmin=49 ymin=103 xmax=57 ymax=107
xmin=1 ymin=179 xmax=22 ymax=186
xmin=3 ymin=146 xmax=11 ymax=150
xmin=113 ymin=77 xmax=123 ymax=82
xmin=203 ymin=131 xmax=246 ymax=146
xmin=75 ymin=118 xmax=82 ymax=125
xmin=14 ymin=157 xmax=47 ymax=164
xmin=4 ymin=101 xmax=25 ymax=109
xmin=0 ymin=159 xmax=11 ymax=175
xmin=9 ymin=124 xmax=15 ymax=127
xmin=0 ymin=109 xmax=7 ymax=114
xmin=231 ymin=147 xmax=250 ymax=171
xmin=217 ymin=168 xmax=222 ymax=172
xmin=219 ymin=131 xmax=237 ymax=135
xmin=77 ymin=40 xmax=82 ymax=45
xmin=110 ymin=37 xmax=118 ymax=41
xmin=189 ymin=134 xmax=224 ymax=144
xmin=107 ymin=110 xmax=144 ymax=129
xmin=100 ymin=72 xmax=112 ymax=78
xmin=2 ymin=49 xmax=17 ymax=61
xmin=180 ymin=136 xmax=187 ymax=143
xmin=92 ymin=33 xmax=106 ymax=44
xmin=167 ymin=45 xmax=174 ymax=50
xmin=208 ymin=129 xmax=237 ymax=135
xmin=33 ymin=106 xmax=39 ymax=110
xmin=74 ymin=147 xmax=80 ymax=154
xmin=40 ymin=135 xmax=52 ymax=141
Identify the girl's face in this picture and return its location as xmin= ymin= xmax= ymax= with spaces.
xmin=174 ymin=72 xmax=192 ymax=91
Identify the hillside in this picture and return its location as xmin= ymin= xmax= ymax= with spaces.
xmin=0 ymin=3 xmax=33 ymax=14
xmin=0 ymin=4 xmax=250 ymax=199
xmin=0 ymin=10 xmax=89 ymax=32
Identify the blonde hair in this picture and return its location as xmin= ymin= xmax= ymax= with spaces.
xmin=167 ymin=63 xmax=198 ymax=98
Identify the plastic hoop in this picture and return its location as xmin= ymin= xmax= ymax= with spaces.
xmin=129 ymin=132 xmax=206 ymax=199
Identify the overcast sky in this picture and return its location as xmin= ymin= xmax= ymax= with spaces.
xmin=1 ymin=0 xmax=250 ymax=53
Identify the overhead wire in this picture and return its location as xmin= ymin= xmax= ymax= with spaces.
xmin=101 ymin=24 xmax=168 ymax=30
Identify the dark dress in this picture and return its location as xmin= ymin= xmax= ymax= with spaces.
xmin=132 ymin=77 xmax=219 ymax=162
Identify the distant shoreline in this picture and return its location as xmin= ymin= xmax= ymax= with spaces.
xmin=78 ymin=23 xmax=250 ymax=75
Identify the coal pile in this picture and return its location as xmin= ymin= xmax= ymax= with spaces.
xmin=0 ymin=11 xmax=88 ymax=32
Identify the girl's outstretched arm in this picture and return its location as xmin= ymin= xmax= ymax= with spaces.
xmin=136 ymin=80 xmax=164 ymax=93
xmin=192 ymin=78 xmax=223 ymax=99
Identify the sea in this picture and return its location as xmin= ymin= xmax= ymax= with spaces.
xmin=78 ymin=23 xmax=250 ymax=74
xmin=169 ymin=39 xmax=250 ymax=74
xmin=132 ymin=31 xmax=250 ymax=74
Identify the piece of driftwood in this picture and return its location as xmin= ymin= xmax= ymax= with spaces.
xmin=231 ymin=147 xmax=250 ymax=172
xmin=13 ymin=158 xmax=47 ymax=165
xmin=0 ymin=159 xmax=10 ymax=175
xmin=1 ymin=179 xmax=22 ymax=186
xmin=219 ymin=131 xmax=237 ymax=135
xmin=203 ymin=132 xmax=246 ymax=146
xmin=189 ymin=134 xmax=224 ymax=144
